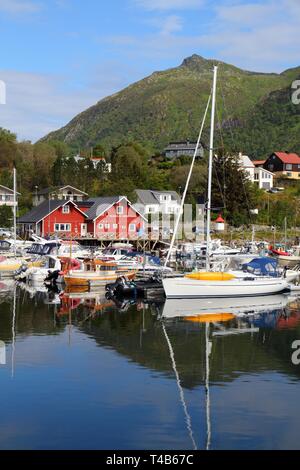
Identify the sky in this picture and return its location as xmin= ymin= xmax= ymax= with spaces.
xmin=0 ymin=0 xmax=299 ymax=142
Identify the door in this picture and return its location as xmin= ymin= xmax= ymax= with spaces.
xmin=81 ymin=224 xmax=88 ymax=237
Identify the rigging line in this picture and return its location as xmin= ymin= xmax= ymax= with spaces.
xmin=162 ymin=322 xmax=198 ymax=451
xmin=219 ymin=73 xmax=257 ymax=223
xmin=164 ymin=93 xmax=212 ymax=267
xmin=218 ymin=75 xmax=237 ymax=153
xmin=212 ymin=156 xmax=226 ymax=209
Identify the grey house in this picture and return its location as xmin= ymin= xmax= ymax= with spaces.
xmin=164 ymin=141 xmax=204 ymax=160
xmin=134 ymin=189 xmax=181 ymax=215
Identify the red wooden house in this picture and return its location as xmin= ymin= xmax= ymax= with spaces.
xmin=18 ymin=200 xmax=89 ymax=238
xmin=18 ymin=196 xmax=147 ymax=240
xmin=83 ymin=196 xmax=146 ymax=239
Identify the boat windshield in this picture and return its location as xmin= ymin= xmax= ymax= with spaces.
xmin=242 ymin=257 xmax=280 ymax=277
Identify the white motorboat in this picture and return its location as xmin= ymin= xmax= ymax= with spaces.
xmin=15 ymin=255 xmax=62 ymax=284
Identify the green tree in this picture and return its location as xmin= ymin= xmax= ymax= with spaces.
xmin=211 ymin=151 xmax=259 ymax=226
xmin=0 ymin=205 xmax=13 ymax=228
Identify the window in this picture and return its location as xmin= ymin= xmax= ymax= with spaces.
xmin=98 ymin=223 xmax=104 ymax=229
xmin=113 ymin=224 xmax=118 ymax=229
xmin=160 ymin=194 xmax=170 ymax=202
xmin=62 ymin=205 xmax=70 ymax=214
xmin=105 ymin=223 xmax=110 ymax=229
xmin=148 ymin=206 xmax=156 ymax=213
xmin=129 ymin=223 xmax=136 ymax=232
xmin=55 ymin=223 xmax=71 ymax=232
xmin=287 ymin=172 xmax=292 ymax=177
xmin=116 ymin=206 xmax=124 ymax=215
xmin=286 ymin=164 xmax=292 ymax=170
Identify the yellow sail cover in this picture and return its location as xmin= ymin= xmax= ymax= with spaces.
xmin=185 ymin=272 xmax=236 ymax=281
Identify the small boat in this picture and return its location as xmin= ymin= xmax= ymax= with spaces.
xmin=0 ymin=255 xmax=43 ymax=277
xmin=64 ymin=258 xmax=136 ymax=288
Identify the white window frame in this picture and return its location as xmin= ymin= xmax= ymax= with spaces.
xmin=105 ymin=223 xmax=110 ymax=229
xmin=98 ymin=223 xmax=104 ymax=229
xmin=116 ymin=206 xmax=124 ymax=215
xmin=55 ymin=223 xmax=71 ymax=232
xmin=286 ymin=164 xmax=292 ymax=171
xmin=112 ymin=224 xmax=118 ymax=229
xmin=62 ymin=205 xmax=70 ymax=214
xmin=129 ymin=223 xmax=136 ymax=232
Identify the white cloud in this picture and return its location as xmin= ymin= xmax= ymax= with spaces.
xmin=134 ymin=0 xmax=204 ymax=11
xmin=149 ymin=15 xmax=183 ymax=36
xmin=0 ymin=66 xmax=129 ymax=142
xmin=109 ymin=0 xmax=300 ymax=73
xmin=0 ymin=0 xmax=41 ymax=14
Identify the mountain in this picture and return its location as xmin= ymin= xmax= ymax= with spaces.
xmin=223 ymin=74 xmax=300 ymax=157
xmin=42 ymin=55 xmax=300 ymax=156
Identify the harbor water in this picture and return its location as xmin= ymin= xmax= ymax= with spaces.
xmin=0 ymin=282 xmax=300 ymax=450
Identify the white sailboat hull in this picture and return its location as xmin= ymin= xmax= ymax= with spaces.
xmin=162 ymin=276 xmax=289 ymax=299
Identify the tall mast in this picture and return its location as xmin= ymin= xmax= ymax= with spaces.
xmin=206 ymin=66 xmax=218 ymax=270
xmin=13 ymin=167 xmax=17 ymax=256
xmin=164 ymin=94 xmax=211 ymax=268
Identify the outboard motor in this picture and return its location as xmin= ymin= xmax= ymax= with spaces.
xmin=45 ymin=270 xmax=60 ymax=283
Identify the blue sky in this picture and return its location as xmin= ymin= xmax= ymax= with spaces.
xmin=0 ymin=0 xmax=299 ymax=142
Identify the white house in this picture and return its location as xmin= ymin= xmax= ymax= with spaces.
xmin=73 ymin=155 xmax=112 ymax=173
xmin=0 ymin=184 xmax=20 ymax=207
xmin=253 ymin=167 xmax=274 ymax=190
xmin=238 ymin=153 xmax=274 ymax=190
xmin=238 ymin=153 xmax=255 ymax=181
xmin=134 ymin=190 xmax=181 ymax=215
xmin=33 ymin=185 xmax=88 ymax=207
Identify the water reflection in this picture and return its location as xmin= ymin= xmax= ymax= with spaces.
xmin=0 ymin=282 xmax=300 ymax=449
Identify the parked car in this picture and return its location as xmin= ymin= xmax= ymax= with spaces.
xmin=267 ymin=188 xmax=280 ymax=194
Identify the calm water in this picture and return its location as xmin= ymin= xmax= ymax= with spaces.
xmin=0 ymin=281 xmax=300 ymax=450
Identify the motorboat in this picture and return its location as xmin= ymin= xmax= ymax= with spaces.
xmin=64 ymin=258 xmax=137 ymax=288
xmin=270 ymin=246 xmax=300 ymax=268
xmin=15 ymin=255 xmax=62 ymax=284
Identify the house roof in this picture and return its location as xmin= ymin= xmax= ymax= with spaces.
xmin=85 ymin=196 xmax=123 ymax=220
xmin=135 ymin=189 xmax=181 ymax=205
xmin=255 ymin=167 xmax=274 ymax=176
xmin=85 ymin=196 xmax=147 ymax=221
xmin=165 ymin=141 xmax=203 ymax=150
xmin=239 ymin=154 xmax=254 ymax=168
xmin=252 ymin=160 xmax=266 ymax=166
xmin=0 ymin=184 xmax=21 ymax=195
xmin=18 ymin=200 xmax=87 ymax=224
xmin=273 ymin=152 xmax=300 ymax=164
xmin=18 ymin=200 xmax=64 ymax=223
xmin=37 ymin=185 xmax=88 ymax=196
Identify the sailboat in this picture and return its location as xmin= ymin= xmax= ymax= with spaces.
xmin=162 ymin=66 xmax=289 ymax=299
